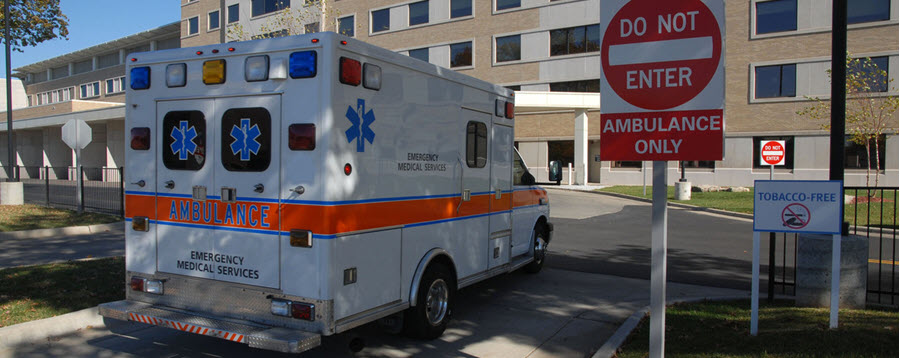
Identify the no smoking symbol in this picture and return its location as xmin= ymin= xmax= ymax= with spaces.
xmin=782 ymin=203 xmax=810 ymax=229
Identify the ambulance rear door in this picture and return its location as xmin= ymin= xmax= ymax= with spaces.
xmin=155 ymin=95 xmax=282 ymax=289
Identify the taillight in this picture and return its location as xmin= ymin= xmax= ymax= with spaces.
xmin=130 ymin=277 xmax=164 ymax=295
xmin=130 ymin=277 xmax=144 ymax=292
xmin=344 ymin=163 xmax=352 ymax=176
xmin=130 ymin=127 xmax=150 ymax=150
xmin=505 ymin=101 xmax=514 ymax=119
xmin=270 ymin=299 xmax=315 ymax=321
xmin=340 ymin=57 xmax=361 ymax=86
xmin=288 ymin=124 xmax=316 ymax=150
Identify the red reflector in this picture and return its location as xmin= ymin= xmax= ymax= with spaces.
xmin=339 ymin=57 xmax=361 ymax=86
xmin=291 ymin=303 xmax=313 ymax=320
xmin=344 ymin=164 xmax=352 ymax=176
xmin=311 ymin=38 xmax=319 ymax=43
xmin=340 ymin=40 xmax=348 ymax=45
xmin=228 ymin=47 xmax=235 ymax=52
xmin=288 ymin=124 xmax=316 ymax=150
xmin=196 ymin=51 xmax=203 ymax=55
xmin=130 ymin=58 xmax=137 ymax=62
xmin=130 ymin=277 xmax=144 ymax=292
xmin=130 ymin=127 xmax=151 ymax=150
xmin=505 ymin=101 xmax=514 ymax=119
xmin=212 ymin=49 xmax=219 ymax=54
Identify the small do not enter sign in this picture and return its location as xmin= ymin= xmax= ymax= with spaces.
xmin=601 ymin=0 xmax=722 ymax=110
xmin=761 ymin=140 xmax=785 ymax=166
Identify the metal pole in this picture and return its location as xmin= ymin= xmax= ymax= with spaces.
xmin=4 ymin=0 xmax=14 ymax=182
xmin=830 ymin=233 xmax=841 ymax=328
xmin=119 ymin=166 xmax=125 ymax=218
xmin=830 ymin=0 xmax=846 ymax=181
xmin=642 ymin=161 xmax=647 ymax=196
xmin=751 ymin=231 xmax=760 ymax=336
xmin=650 ymin=160 xmax=667 ymax=358
xmin=44 ymin=165 xmax=49 ymax=206
xmin=768 ymin=232 xmax=776 ymax=302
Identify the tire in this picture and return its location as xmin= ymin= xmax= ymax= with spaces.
xmin=403 ymin=263 xmax=455 ymax=340
xmin=524 ymin=225 xmax=548 ymax=274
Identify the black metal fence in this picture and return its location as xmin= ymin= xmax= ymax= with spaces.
xmin=2 ymin=165 xmax=124 ymax=217
xmin=768 ymin=186 xmax=898 ymax=306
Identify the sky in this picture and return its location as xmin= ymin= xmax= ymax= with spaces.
xmin=0 ymin=0 xmax=180 ymax=75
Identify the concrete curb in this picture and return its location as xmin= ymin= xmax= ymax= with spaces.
xmin=548 ymin=187 xmax=754 ymax=221
xmin=0 ymin=306 xmax=104 ymax=349
xmin=590 ymin=295 xmax=752 ymax=358
xmin=0 ymin=222 xmax=124 ymax=240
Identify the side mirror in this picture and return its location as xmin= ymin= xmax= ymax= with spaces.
xmin=548 ymin=160 xmax=562 ymax=183
xmin=521 ymin=171 xmax=535 ymax=186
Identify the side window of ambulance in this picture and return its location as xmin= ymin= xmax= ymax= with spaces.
xmin=162 ymin=111 xmax=206 ymax=171
xmin=221 ymin=107 xmax=271 ymax=172
xmin=466 ymin=121 xmax=487 ymax=168
xmin=513 ymin=150 xmax=527 ymax=186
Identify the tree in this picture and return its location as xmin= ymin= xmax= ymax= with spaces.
xmin=0 ymin=0 xmax=68 ymax=51
xmin=227 ymin=1 xmax=340 ymax=42
xmin=797 ymin=54 xmax=899 ymax=188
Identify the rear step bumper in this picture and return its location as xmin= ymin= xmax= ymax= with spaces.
xmin=99 ymin=300 xmax=321 ymax=354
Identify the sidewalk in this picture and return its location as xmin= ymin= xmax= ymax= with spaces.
xmin=1 ymin=268 xmax=748 ymax=358
xmin=0 ymin=222 xmax=124 ymax=269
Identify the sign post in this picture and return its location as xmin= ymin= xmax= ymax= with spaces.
xmin=62 ymin=119 xmax=92 ymax=213
xmin=752 ymin=180 xmax=843 ymax=334
xmin=600 ymin=1 xmax=725 ymax=356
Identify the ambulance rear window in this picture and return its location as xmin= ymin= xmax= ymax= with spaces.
xmin=162 ymin=111 xmax=206 ymax=171
xmin=466 ymin=121 xmax=487 ymax=168
xmin=221 ymin=107 xmax=271 ymax=172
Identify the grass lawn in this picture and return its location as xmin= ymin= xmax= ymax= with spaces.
xmin=615 ymin=300 xmax=898 ymax=358
xmin=0 ymin=204 xmax=121 ymax=232
xmin=0 ymin=257 xmax=125 ymax=327
xmin=598 ymin=186 xmax=897 ymax=228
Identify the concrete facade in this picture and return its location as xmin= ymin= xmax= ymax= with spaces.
xmin=180 ymin=0 xmax=899 ymax=187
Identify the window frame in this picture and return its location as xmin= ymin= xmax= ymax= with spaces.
xmin=496 ymin=0 xmax=521 ymax=11
xmin=450 ymin=41 xmax=473 ymax=68
xmin=105 ymin=77 xmax=126 ymax=95
xmin=371 ymin=8 xmax=390 ymax=33
xmin=251 ymin=0 xmax=290 ymax=18
xmin=450 ymin=0 xmax=472 ymax=19
xmin=337 ymin=14 xmax=355 ymax=37
xmin=495 ymin=34 xmax=521 ymax=63
xmin=466 ymin=121 xmax=488 ymax=168
xmin=79 ymin=81 xmax=101 ymax=99
xmin=752 ymin=136 xmax=795 ymax=170
xmin=408 ymin=47 xmax=429 ymax=63
xmin=843 ymin=134 xmax=887 ymax=170
xmin=227 ymin=4 xmax=240 ymax=23
xmin=754 ymin=63 xmax=797 ymax=99
xmin=208 ymin=10 xmax=221 ymax=31
xmin=408 ymin=0 xmax=429 ymax=27
xmin=847 ymin=0 xmax=891 ymax=24
xmin=187 ymin=16 xmax=199 ymax=36
xmin=754 ymin=0 xmax=798 ymax=35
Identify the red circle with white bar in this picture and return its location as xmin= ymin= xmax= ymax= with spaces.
xmin=761 ymin=140 xmax=785 ymax=165
xmin=601 ymin=0 xmax=722 ymax=110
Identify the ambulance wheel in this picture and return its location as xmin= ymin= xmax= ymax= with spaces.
xmin=524 ymin=225 xmax=548 ymax=274
xmin=404 ymin=263 xmax=454 ymax=340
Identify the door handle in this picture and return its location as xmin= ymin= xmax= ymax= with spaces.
xmin=254 ymin=183 xmax=265 ymax=193
xmin=164 ymin=180 xmax=175 ymax=189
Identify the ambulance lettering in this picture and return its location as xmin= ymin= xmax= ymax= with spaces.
xmin=166 ymin=199 xmax=273 ymax=229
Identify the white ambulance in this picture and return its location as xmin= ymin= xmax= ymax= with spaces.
xmin=100 ymin=32 xmax=552 ymax=354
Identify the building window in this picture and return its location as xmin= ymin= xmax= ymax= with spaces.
xmin=408 ymin=48 xmax=429 ymax=62
xmin=106 ymin=77 xmax=126 ymax=94
xmin=548 ymin=141 xmax=574 ymax=168
xmin=466 ymin=121 xmax=487 ymax=168
xmin=188 ymin=16 xmax=199 ymax=35
xmin=80 ymin=82 xmax=101 ymax=99
xmin=304 ymin=22 xmax=319 ymax=33
xmin=450 ymin=42 xmax=473 ymax=68
xmin=755 ymin=0 xmax=797 ymax=34
xmin=755 ymin=64 xmax=796 ymax=98
xmin=372 ymin=8 xmax=390 ymax=33
xmin=496 ymin=0 xmax=520 ymax=11
xmin=227 ymin=4 xmax=239 ymax=23
xmin=338 ymin=15 xmax=354 ymax=37
xmin=851 ymin=56 xmax=889 ymax=93
xmin=409 ymin=1 xmax=429 ymax=26
xmin=612 ymin=161 xmax=642 ymax=169
xmin=550 ymin=25 xmax=600 ymax=56
xmin=550 ymin=79 xmax=600 ymax=92
xmin=752 ymin=136 xmax=794 ymax=169
xmin=209 ymin=10 xmax=220 ymax=30
xmin=848 ymin=0 xmax=890 ymax=24
xmin=844 ymin=135 xmax=886 ymax=170
xmin=496 ymin=35 xmax=520 ymax=62
xmin=505 ymin=85 xmax=521 ymax=91
xmin=451 ymin=0 xmax=472 ymax=18
xmin=251 ymin=0 xmax=289 ymax=17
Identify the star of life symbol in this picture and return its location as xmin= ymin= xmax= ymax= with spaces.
xmin=345 ymin=99 xmax=375 ymax=152
xmin=170 ymin=120 xmax=198 ymax=160
xmin=230 ymin=118 xmax=262 ymax=161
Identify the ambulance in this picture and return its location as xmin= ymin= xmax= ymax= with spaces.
xmin=100 ymin=32 xmax=552 ymax=354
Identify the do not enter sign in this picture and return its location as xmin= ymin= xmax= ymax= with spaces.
xmin=761 ymin=140 xmax=785 ymax=166
xmin=601 ymin=0 xmax=722 ymax=110
xmin=599 ymin=0 xmax=725 ymax=162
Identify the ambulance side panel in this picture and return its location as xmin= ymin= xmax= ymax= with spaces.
xmin=124 ymin=76 xmax=158 ymax=275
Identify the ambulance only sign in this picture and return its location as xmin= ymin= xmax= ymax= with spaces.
xmin=600 ymin=0 xmax=725 ymax=161
xmin=753 ymin=180 xmax=843 ymax=235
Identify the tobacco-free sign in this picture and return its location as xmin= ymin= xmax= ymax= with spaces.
xmin=600 ymin=0 xmax=725 ymax=161
xmin=753 ymin=180 xmax=843 ymax=235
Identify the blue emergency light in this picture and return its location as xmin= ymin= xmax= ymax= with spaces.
xmin=289 ymin=51 xmax=317 ymax=79
xmin=131 ymin=67 xmax=151 ymax=90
